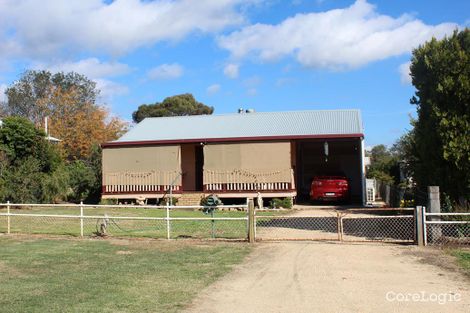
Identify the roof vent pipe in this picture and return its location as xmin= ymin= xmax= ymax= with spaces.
xmin=238 ymin=108 xmax=244 ymax=114
xmin=246 ymin=108 xmax=255 ymax=113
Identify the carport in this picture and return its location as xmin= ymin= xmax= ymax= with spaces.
xmin=294 ymin=137 xmax=365 ymax=203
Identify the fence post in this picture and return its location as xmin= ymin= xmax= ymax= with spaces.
xmin=7 ymin=200 xmax=10 ymax=234
xmin=79 ymin=201 xmax=84 ymax=237
xmin=336 ymin=212 xmax=343 ymax=241
xmin=166 ymin=201 xmax=171 ymax=240
xmin=415 ymin=206 xmax=425 ymax=246
xmin=385 ymin=185 xmax=391 ymax=206
xmin=427 ymin=186 xmax=441 ymax=242
xmin=248 ymin=199 xmax=255 ymax=243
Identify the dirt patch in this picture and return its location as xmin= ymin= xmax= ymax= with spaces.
xmin=404 ymin=247 xmax=470 ymax=280
xmin=185 ymin=242 xmax=470 ymax=313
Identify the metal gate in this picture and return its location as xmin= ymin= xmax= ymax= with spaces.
xmin=255 ymin=208 xmax=415 ymax=243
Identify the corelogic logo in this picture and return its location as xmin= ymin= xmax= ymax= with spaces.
xmin=386 ymin=291 xmax=461 ymax=305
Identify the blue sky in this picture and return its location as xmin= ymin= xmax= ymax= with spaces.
xmin=0 ymin=0 xmax=469 ymax=147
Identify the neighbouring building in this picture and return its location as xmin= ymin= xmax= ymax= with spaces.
xmin=101 ymin=109 xmax=366 ymax=204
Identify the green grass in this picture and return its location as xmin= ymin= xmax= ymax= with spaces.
xmin=451 ymin=249 xmax=470 ymax=275
xmin=0 ymin=206 xmax=290 ymax=239
xmin=0 ymin=237 xmax=251 ymax=313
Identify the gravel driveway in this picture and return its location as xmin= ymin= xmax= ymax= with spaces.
xmin=184 ymin=242 xmax=469 ymax=313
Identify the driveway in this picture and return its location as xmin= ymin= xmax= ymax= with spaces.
xmin=184 ymin=242 xmax=470 ymax=313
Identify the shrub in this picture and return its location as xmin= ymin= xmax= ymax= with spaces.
xmin=66 ymin=160 xmax=96 ymax=202
xmin=0 ymin=157 xmax=42 ymax=203
xmin=40 ymin=165 xmax=70 ymax=203
xmin=99 ymin=198 xmax=118 ymax=205
xmin=269 ymin=197 xmax=293 ymax=209
xmin=159 ymin=197 xmax=178 ymax=206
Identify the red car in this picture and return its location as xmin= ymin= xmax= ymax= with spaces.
xmin=310 ymin=175 xmax=349 ymax=202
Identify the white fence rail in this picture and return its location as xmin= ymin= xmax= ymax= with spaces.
xmin=2 ymin=201 xmax=469 ymax=246
xmin=423 ymin=211 xmax=470 ymax=246
xmin=0 ymin=202 xmax=249 ymax=240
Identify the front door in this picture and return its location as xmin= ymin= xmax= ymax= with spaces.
xmin=181 ymin=144 xmax=204 ymax=191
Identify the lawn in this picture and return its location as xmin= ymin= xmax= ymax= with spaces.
xmin=0 ymin=236 xmax=251 ymax=313
xmin=0 ymin=206 xmax=289 ymax=240
xmin=452 ymin=249 xmax=470 ymax=276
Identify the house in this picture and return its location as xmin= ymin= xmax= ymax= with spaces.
xmin=101 ymin=109 xmax=366 ymax=204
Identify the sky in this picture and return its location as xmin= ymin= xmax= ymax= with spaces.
xmin=0 ymin=0 xmax=468 ymax=147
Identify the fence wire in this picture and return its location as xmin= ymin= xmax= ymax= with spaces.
xmin=6 ymin=203 xmax=470 ymax=246
xmin=256 ymin=215 xmax=339 ymax=241
xmin=256 ymin=209 xmax=415 ymax=243
xmin=425 ymin=214 xmax=470 ymax=246
xmin=342 ymin=215 xmax=415 ymax=242
xmin=0 ymin=204 xmax=248 ymax=240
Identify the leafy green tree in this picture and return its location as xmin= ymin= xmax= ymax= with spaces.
xmin=0 ymin=116 xmax=61 ymax=171
xmin=132 ymin=93 xmax=214 ymax=123
xmin=408 ymin=29 xmax=470 ymax=204
xmin=40 ymin=165 xmax=70 ymax=203
xmin=2 ymin=70 xmax=126 ymax=161
xmin=0 ymin=117 xmax=66 ymax=203
xmin=66 ymin=160 xmax=97 ymax=202
xmin=0 ymin=157 xmax=43 ymax=203
xmin=85 ymin=144 xmax=104 ymax=203
xmin=366 ymin=145 xmax=400 ymax=184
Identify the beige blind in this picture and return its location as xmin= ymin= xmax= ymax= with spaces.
xmin=203 ymin=142 xmax=292 ymax=183
xmin=102 ymin=145 xmax=181 ymax=186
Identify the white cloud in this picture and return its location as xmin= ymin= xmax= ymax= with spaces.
xmin=399 ymin=61 xmax=412 ymax=85
xmin=0 ymin=0 xmax=252 ymax=58
xmin=94 ymin=78 xmax=129 ymax=100
xmin=207 ymin=84 xmax=221 ymax=95
xmin=35 ymin=58 xmax=131 ymax=78
xmin=147 ymin=63 xmax=184 ymax=80
xmin=218 ymin=0 xmax=458 ymax=70
xmin=223 ymin=63 xmax=239 ymax=79
xmin=32 ymin=58 xmax=131 ymax=100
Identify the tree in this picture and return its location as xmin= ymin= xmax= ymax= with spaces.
xmin=408 ymin=29 xmax=470 ymax=204
xmin=45 ymin=87 xmax=127 ymax=160
xmin=366 ymin=145 xmax=400 ymax=184
xmin=2 ymin=70 xmax=127 ymax=160
xmin=0 ymin=117 xmax=67 ymax=203
xmin=66 ymin=160 xmax=97 ymax=202
xmin=132 ymin=93 xmax=214 ymax=123
xmin=0 ymin=116 xmax=61 ymax=171
xmin=4 ymin=70 xmax=99 ymax=125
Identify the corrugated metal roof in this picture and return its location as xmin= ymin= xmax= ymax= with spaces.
xmin=112 ymin=109 xmax=363 ymax=144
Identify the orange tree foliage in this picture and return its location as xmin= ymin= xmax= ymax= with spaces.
xmin=41 ymin=88 xmax=127 ymax=160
